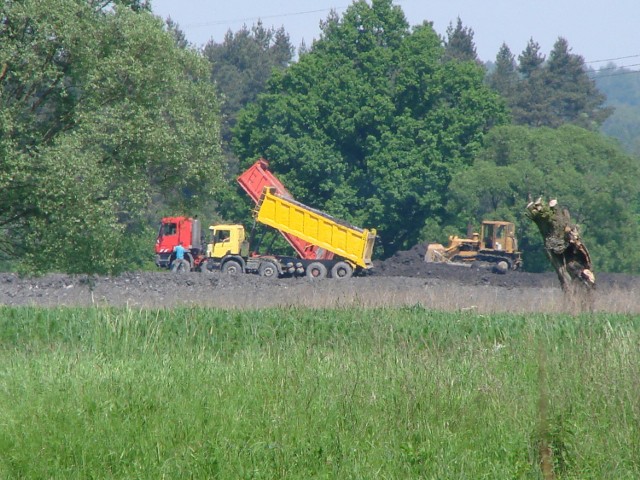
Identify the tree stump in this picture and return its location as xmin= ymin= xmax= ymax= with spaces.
xmin=526 ymin=198 xmax=595 ymax=305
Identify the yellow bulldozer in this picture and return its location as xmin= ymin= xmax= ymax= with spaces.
xmin=425 ymin=220 xmax=522 ymax=271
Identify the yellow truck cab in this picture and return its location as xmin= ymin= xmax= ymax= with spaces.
xmin=207 ymin=224 xmax=247 ymax=259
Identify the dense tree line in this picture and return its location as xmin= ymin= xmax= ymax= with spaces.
xmin=203 ymin=22 xmax=294 ymax=155
xmin=0 ymin=0 xmax=223 ymax=273
xmin=1 ymin=0 xmax=638 ymax=274
xmin=487 ymin=38 xmax=611 ymax=129
xmin=233 ymin=0 xmax=507 ymax=256
xmin=446 ymin=125 xmax=640 ymax=272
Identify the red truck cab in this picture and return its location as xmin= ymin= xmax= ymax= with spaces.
xmin=155 ymin=216 xmax=203 ymax=269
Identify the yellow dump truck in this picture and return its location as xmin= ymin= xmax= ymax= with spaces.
xmin=204 ymin=187 xmax=377 ymax=279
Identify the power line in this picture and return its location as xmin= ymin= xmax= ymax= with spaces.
xmin=168 ymin=4 xmax=640 ymax=69
xmin=182 ymin=6 xmax=351 ymax=29
xmin=589 ymin=63 xmax=640 ymax=73
xmin=586 ymin=54 xmax=640 ymax=64
xmin=589 ymin=69 xmax=640 ymax=79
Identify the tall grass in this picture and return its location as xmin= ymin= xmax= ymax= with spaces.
xmin=1 ymin=306 xmax=639 ymax=478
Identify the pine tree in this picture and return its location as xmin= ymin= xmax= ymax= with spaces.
xmin=512 ymin=39 xmax=549 ymax=126
xmin=443 ymin=17 xmax=479 ymax=63
xmin=164 ymin=17 xmax=189 ymax=49
xmin=518 ymin=38 xmax=545 ymax=78
xmin=203 ymin=22 xmax=294 ymax=150
xmin=544 ymin=37 xmax=611 ymax=129
xmin=487 ymin=43 xmax=518 ymax=100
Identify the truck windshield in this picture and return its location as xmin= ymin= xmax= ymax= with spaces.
xmin=214 ymin=230 xmax=230 ymax=243
xmin=160 ymin=223 xmax=177 ymax=237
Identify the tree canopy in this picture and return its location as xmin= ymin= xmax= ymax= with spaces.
xmin=489 ymin=38 xmax=611 ymax=130
xmin=233 ymin=0 xmax=508 ymax=256
xmin=446 ymin=125 xmax=640 ymax=273
xmin=203 ymin=22 xmax=294 ymax=152
xmin=0 ymin=0 xmax=222 ymax=273
xmin=443 ymin=17 xmax=479 ymax=63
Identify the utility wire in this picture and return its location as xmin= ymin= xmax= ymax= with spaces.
xmin=588 ymin=63 xmax=640 ymax=73
xmin=170 ymin=3 xmax=640 ymax=70
xmin=585 ymin=54 xmax=640 ymax=64
xmin=589 ymin=69 xmax=640 ymax=79
xmin=182 ymin=6 xmax=351 ymax=29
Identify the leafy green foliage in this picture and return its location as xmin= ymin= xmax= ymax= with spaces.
xmin=233 ymin=0 xmax=507 ymax=255
xmin=0 ymin=0 xmax=223 ymax=273
xmin=447 ymin=125 xmax=640 ymax=272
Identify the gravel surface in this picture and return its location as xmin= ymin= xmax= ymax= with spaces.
xmin=1 ymin=243 xmax=638 ymax=313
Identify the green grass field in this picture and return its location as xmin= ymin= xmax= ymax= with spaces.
xmin=1 ymin=306 xmax=639 ymax=479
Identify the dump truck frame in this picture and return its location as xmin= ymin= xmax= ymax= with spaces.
xmin=155 ymin=159 xmax=377 ymax=279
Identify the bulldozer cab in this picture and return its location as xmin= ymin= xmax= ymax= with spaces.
xmin=480 ymin=221 xmax=516 ymax=253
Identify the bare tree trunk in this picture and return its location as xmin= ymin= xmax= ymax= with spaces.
xmin=526 ymin=198 xmax=595 ymax=307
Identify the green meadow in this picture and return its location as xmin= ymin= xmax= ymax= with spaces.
xmin=1 ymin=306 xmax=639 ymax=479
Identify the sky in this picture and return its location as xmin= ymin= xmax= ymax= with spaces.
xmin=150 ymin=0 xmax=640 ymax=69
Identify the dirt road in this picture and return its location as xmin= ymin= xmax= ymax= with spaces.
xmin=2 ymin=243 xmax=638 ymax=313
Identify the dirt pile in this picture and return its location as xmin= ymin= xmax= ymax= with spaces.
xmin=1 ymin=243 xmax=639 ymax=311
xmin=371 ymin=242 xmax=559 ymax=289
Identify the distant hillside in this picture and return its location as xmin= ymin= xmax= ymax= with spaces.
xmin=593 ymin=65 xmax=640 ymax=155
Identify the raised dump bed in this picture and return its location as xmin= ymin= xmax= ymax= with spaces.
xmin=237 ymin=158 xmax=333 ymax=260
xmin=255 ymin=188 xmax=376 ymax=269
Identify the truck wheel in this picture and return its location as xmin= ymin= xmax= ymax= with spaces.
xmin=222 ymin=260 xmax=242 ymax=275
xmin=201 ymin=259 xmax=215 ymax=273
xmin=306 ymin=262 xmax=327 ymax=280
xmin=171 ymin=259 xmax=190 ymax=273
xmin=330 ymin=261 xmax=353 ymax=279
xmin=259 ymin=261 xmax=279 ymax=278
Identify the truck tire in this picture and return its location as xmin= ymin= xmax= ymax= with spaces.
xmin=201 ymin=259 xmax=215 ymax=273
xmin=259 ymin=261 xmax=279 ymax=278
xmin=171 ymin=259 xmax=190 ymax=273
xmin=330 ymin=261 xmax=353 ymax=279
xmin=306 ymin=262 xmax=327 ymax=280
xmin=222 ymin=260 xmax=242 ymax=275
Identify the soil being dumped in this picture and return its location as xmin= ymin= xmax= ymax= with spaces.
xmin=1 ymin=243 xmax=639 ymax=313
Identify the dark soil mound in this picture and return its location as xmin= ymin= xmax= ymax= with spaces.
xmin=371 ymin=242 xmax=558 ymax=289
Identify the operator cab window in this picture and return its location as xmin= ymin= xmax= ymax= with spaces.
xmin=495 ymin=225 xmax=505 ymax=250
xmin=484 ymin=225 xmax=494 ymax=248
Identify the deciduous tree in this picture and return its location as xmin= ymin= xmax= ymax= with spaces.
xmin=0 ymin=0 xmax=222 ymax=273
xmin=233 ymin=0 xmax=507 ymax=255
